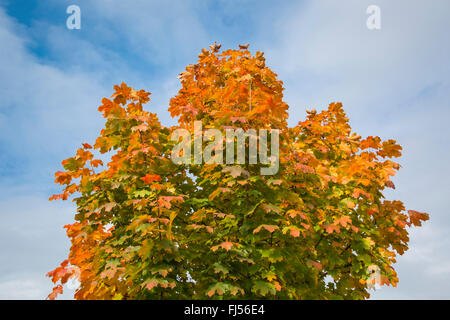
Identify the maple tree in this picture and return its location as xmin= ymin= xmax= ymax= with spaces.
xmin=47 ymin=43 xmax=429 ymax=300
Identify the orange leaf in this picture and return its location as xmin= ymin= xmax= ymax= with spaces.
xmin=408 ymin=210 xmax=430 ymax=226
xmin=141 ymin=174 xmax=162 ymax=184
xmin=145 ymin=279 xmax=159 ymax=291
xmin=47 ymin=285 xmax=63 ymax=300
xmin=221 ymin=241 xmax=233 ymax=251
xmin=289 ymin=228 xmax=300 ymax=238
xmin=324 ymin=224 xmax=340 ymax=234
xmin=253 ymin=224 xmax=279 ymax=234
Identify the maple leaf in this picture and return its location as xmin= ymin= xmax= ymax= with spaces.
xmin=352 ymin=189 xmax=370 ymax=199
xmin=287 ymin=210 xmax=306 ymax=219
xmin=360 ymin=136 xmax=381 ymax=150
xmin=289 ymin=228 xmax=301 ymax=238
xmin=82 ymin=143 xmax=92 ymax=149
xmin=54 ymin=171 xmax=72 ymax=185
xmin=408 ymin=210 xmax=430 ymax=226
xmin=90 ymin=159 xmax=103 ymax=167
xmin=252 ymin=281 xmax=276 ymax=296
xmin=324 ymin=224 xmax=340 ymax=234
xmin=378 ymin=140 xmax=402 ymax=158
xmin=209 ymin=41 xmax=222 ymax=52
xmin=220 ymin=241 xmax=234 ymax=251
xmin=47 ymin=285 xmax=63 ymax=300
xmin=141 ymin=174 xmax=162 ymax=184
xmin=385 ymin=180 xmax=396 ymax=189
xmin=212 ymin=241 xmax=235 ymax=251
xmin=49 ymin=193 xmax=66 ymax=201
xmin=213 ymin=263 xmax=229 ymax=274
xmin=336 ymin=216 xmax=352 ymax=227
xmin=206 ymin=283 xmax=227 ymax=297
xmin=157 ymin=196 xmax=184 ymax=210
xmin=145 ymin=279 xmax=159 ymax=291
xmin=253 ymin=224 xmax=279 ymax=234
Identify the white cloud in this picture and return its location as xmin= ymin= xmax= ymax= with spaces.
xmin=264 ymin=0 xmax=450 ymax=124
xmin=86 ymin=0 xmax=210 ymax=66
xmin=0 ymin=9 xmax=111 ymax=177
xmin=0 ymin=0 xmax=449 ymax=299
xmin=0 ymin=189 xmax=76 ymax=299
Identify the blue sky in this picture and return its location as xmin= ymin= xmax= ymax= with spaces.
xmin=0 ymin=0 xmax=449 ymax=299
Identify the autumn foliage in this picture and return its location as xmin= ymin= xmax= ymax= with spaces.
xmin=47 ymin=44 xmax=429 ymax=300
